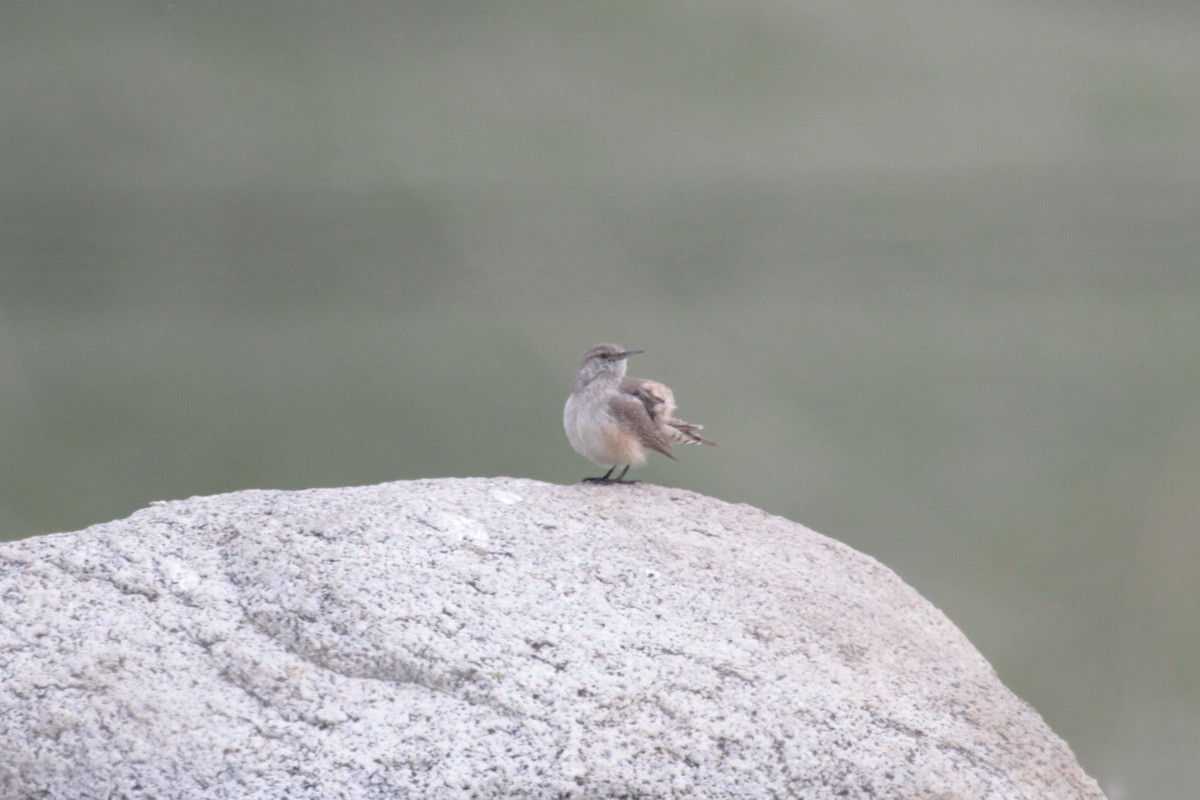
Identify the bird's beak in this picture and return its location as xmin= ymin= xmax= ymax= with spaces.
xmin=619 ymin=349 xmax=644 ymax=360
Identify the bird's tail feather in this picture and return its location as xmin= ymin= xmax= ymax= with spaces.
xmin=665 ymin=420 xmax=719 ymax=447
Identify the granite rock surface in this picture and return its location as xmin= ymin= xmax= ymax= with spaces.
xmin=0 ymin=478 xmax=1105 ymax=799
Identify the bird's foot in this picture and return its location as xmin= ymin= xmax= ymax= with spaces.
xmin=581 ymin=466 xmax=638 ymax=484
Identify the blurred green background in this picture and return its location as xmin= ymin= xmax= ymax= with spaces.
xmin=3 ymin=1 xmax=1198 ymax=796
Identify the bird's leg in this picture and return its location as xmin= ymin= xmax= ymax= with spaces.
xmin=582 ymin=467 xmax=616 ymax=484
xmin=612 ymin=465 xmax=642 ymax=484
xmin=582 ymin=465 xmax=640 ymax=485
xmin=581 ymin=465 xmax=642 ymax=485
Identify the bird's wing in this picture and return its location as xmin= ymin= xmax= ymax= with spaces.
xmin=622 ymin=376 xmax=718 ymax=447
xmin=607 ymin=391 xmax=676 ymax=460
xmin=619 ymin=376 xmax=676 ymax=424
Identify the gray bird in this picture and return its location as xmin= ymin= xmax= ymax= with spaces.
xmin=563 ymin=343 xmax=717 ymax=484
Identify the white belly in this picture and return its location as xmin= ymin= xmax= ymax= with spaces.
xmin=563 ymin=394 xmax=645 ymax=467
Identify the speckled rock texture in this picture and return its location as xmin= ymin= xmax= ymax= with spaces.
xmin=0 ymin=477 xmax=1104 ymax=799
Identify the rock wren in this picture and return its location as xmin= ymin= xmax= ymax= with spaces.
xmin=563 ymin=343 xmax=717 ymax=484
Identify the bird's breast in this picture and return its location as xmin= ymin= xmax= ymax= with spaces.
xmin=564 ymin=394 xmax=645 ymax=466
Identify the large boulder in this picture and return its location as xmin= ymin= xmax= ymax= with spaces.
xmin=0 ymin=478 xmax=1104 ymax=799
